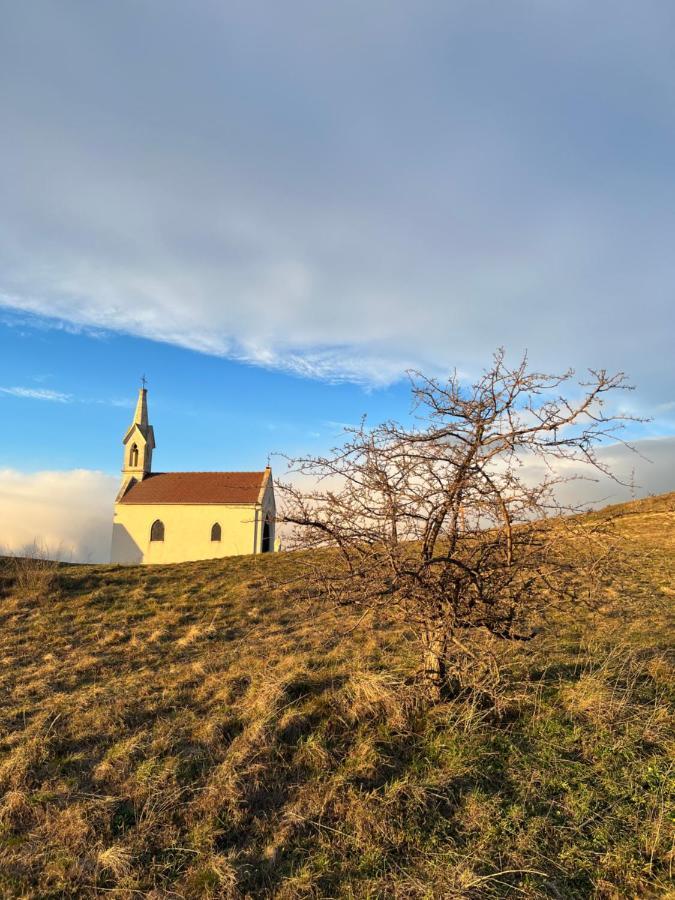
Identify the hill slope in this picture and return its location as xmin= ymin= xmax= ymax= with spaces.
xmin=1 ymin=494 xmax=674 ymax=898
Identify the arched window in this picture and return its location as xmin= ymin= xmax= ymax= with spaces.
xmin=130 ymin=443 xmax=139 ymax=467
xmin=261 ymin=518 xmax=271 ymax=553
xmin=211 ymin=522 xmax=221 ymax=542
xmin=150 ymin=519 xmax=164 ymax=542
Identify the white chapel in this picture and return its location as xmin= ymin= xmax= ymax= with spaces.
xmin=111 ymin=386 xmax=276 ymax=564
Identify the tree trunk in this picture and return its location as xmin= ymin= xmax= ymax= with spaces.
xmin=422 ymin=623 xmax=448 ymax=700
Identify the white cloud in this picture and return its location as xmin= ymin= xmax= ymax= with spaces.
xmin=0 ymin=3 xmax=674 ymax=406
xmin=0 ymin=386 xmax=73 ymax=402
xmin=0 ymin=469 xmax=118 ymax=563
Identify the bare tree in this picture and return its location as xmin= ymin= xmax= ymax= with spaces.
xmin=278 ymin=351 xmax=640 ymax=697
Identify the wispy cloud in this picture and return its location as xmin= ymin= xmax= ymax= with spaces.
xmin=0 ymin=386 xmax=73 ymax=402
xmin=0 ymin=384 xmax=131 ymax=408
xmin=90 ymin=397 xmax=133 ymax=409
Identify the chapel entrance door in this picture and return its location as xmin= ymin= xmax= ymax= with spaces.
xmin=261 ymin=519 xmax=271 ymax=553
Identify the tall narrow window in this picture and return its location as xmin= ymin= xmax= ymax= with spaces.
xmin=261 ymin=518 xmax=271 ymax=553
xmin=211 ymin=522 xmax=221 ymax=542
xmin=150 ymin=519 xmax=164 ymax=542
xmin=130 ymin=443 xmax=139 ymax=467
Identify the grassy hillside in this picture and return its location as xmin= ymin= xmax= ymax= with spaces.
xmin=1 ymin=495 xmax=673 ymax=898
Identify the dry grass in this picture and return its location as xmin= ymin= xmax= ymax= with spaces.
xmin=0 ymin=494 xmax=673 ymax=897
xmin=5 ymin=542 xmax=61 ymax=601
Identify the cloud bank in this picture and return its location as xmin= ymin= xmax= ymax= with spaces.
xmin=1 ymin=2 xmax=674 ymax=403
xmin=0 ymin=469 xmax=118 ymax=563
xmin=517 ymin=437 xmax=675 ymax=509
xmin=0 ymin=438 xmax=672 ymax=564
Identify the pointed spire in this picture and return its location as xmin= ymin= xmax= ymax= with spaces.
xmin=122 ymin=379 xmax=155 ymax=467
xmin=133 ymin=386 xmax=149 ymax=427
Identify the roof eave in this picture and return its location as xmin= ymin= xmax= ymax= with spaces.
xmin=257 ymin=466 xmax=272 ymax=505
xmin=118 ymin=500 xmax=260 ymax=506
xmin=122 ymin=422 xmax=155 ymax=449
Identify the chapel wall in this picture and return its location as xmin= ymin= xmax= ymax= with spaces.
xmin=111 ymin=503 xmax=262 ymax=564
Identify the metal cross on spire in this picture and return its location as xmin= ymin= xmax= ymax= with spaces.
xmin=140 ymin=374 xmax=148 ymax=390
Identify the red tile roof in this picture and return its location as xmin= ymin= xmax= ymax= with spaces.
xmin=119 ymin=471 xmax=267 ymax=505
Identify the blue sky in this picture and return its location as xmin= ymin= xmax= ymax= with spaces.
xmin=0 ymin=309 xmax=413 ymax=474
xmin=1 ymin=1 xmax=674 ymax=559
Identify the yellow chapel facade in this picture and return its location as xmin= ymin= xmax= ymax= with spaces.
xmin=111 ymin=387 xmax=276 ymax=564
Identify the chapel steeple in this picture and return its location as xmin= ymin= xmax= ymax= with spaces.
xmin=117 ymin=380 xmax=156 ymax=500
